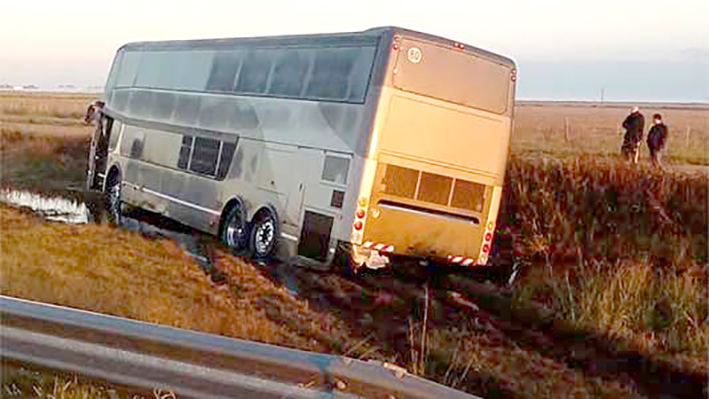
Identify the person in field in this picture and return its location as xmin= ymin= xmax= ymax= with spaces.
xmin=621 ymin=106 xmax=645 ymax=163
xmin=647 ymin=113 xmax=669 ymax=168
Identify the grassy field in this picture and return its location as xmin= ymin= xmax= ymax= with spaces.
xmin=1 ymin=91 xmax=707 ymax=397
xmin=513 ymin=101 xmax=709 ymax=165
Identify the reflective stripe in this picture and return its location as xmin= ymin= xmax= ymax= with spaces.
xmin=374 ymin=243 xmax=385 ymax=251
xmin=384 ymin=245 xmax=394 ymax=253
xmin=452 ymin=256 xmax=463 ymax=263
xmin=461 ymin=259 xmax=474 ymax=266
xmin=132 ymin=185 xmax=221 ymax=216
xmin=363 ymin=242 xmax=373 ymax=249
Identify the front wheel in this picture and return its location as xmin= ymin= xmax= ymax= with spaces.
xmin=106 ymin=174 xmax=122 ymax=226
xmin=249 ymin=210 xmax=278 ymax=261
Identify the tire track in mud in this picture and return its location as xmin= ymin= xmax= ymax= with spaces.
xmin=204 ymin=252 xmax=708 ymax=399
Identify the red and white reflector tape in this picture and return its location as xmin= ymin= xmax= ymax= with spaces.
xmin=362 ymin=242 xmax=394 ymax=253
xmin=447 ymin=255 xmax=475 ymax=266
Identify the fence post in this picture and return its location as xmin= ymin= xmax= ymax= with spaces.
xmin=685 ymin=126 xmax=690 ymax=148
xmin=565 ymin=117 xmax=571 ymax=142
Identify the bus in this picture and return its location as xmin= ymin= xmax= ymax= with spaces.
xmin=86 ymin=26 xmax=516 ymax=273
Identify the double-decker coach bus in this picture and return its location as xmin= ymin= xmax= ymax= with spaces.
xmin=87 ymin=26 xmax=516 ymax=272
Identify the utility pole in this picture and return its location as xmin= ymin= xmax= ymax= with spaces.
xmin=600 ymin=88 xmax=605 ymax=103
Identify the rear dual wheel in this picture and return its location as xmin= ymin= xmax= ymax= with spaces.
xmin=220 ymin=205 xmax=278 ymax=261
xmin=249 ymin=210 xmax=278 ymax=261
xmin=220 ymin=204 xmax=248 ymax=255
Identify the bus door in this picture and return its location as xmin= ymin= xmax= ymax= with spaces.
xmin=87 ymin=116 xmax=113 ymax=191
xmin=293 ymin=148 xmax=352 ymax=263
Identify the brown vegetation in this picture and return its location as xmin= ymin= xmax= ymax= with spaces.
xmin=501 ymin=155 xmax=708 ymax=377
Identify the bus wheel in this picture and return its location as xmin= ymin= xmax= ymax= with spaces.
xmin=249 ymin=209 xmax=278 ymax=260
xmin=220 ymin=204 xmax=248 ymax=255
xmin=106 ymin=172 xmax=122 ymax=226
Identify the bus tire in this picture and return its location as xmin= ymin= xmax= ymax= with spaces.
xmin=219 ymin=202 xmax=249 ymax=255
xmin=249 ymin=208 xmax=278 ymax=261
xmin=105 ymin=170 xmax=122 ymax=226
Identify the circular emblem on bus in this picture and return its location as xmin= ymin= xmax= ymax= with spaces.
xmin=407 ymin=47 xmax=422 ymax=64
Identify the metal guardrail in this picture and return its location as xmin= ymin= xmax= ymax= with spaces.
xmin=0 ymin=295 xmax=480 ymax=399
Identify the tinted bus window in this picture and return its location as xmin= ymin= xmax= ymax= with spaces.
xmin=235 ymin=50 xmax=272 ymax=94
xmin=268 ymin=50 xmax=310 ymax=97
xmin=115 ymin=51 xmax=141 ymax=87
xmin=177 ymin=135 xmax=193 ymax=170
xmin=206 ymin=51 xmax=240 ymax=92
xmin=306 ymin=48 xmax=355 ymax=100
xmin=189 ymin=137 xmax=220 ymax=176
xmin=217 ymin=141 xmax=236 ymax=180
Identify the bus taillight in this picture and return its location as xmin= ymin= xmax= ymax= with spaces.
xmin=354 ymin=221 xmax=363 ymax=231
xmin=356 ymin=209 xmax=366 ymax=219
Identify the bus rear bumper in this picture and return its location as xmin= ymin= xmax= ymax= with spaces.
xmin=349 ymin=242 xmax=488 ymax=271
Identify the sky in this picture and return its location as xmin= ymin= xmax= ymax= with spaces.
xmin=1 ymin=0 xmax=707 ymax=102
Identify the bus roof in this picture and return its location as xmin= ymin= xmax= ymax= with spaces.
xmin=117 ymin=26 xmax=515 ymax=68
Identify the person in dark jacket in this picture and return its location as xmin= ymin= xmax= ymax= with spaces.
xmin=621 ymin=106 xmax=645 ymax=163
xmin=647 ymin=113 xmax=668 ymax=168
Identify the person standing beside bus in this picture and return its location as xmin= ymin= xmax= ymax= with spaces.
xmin=647 ymin=113 xmax=668 ymax=168
xmin=621 ymin=106 xmax=645 ymax=163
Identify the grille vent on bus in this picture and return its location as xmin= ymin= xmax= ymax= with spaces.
xmin=382 ymin=164 xmax=485 ymax=212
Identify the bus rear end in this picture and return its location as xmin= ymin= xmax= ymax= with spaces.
xmin=350 ymin=31 xmax=515 ymax=270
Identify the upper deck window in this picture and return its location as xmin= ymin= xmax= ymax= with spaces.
xmin=206 ymin=51 xmax=240 ymax=92
xmin=268 ymin=50 xmax=309 ymax=97
xmin=393 ymin=38 xmax=511 ymax=115
xmin=235 ymin=49 xmax=273 ymax=94
xmin=110 ymin=41 xmax=377 ymax=104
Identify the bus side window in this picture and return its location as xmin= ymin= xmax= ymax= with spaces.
xmin=189 ymin=136 xmax=220 ymax=176
xmin=216 ymin=141 xmax=236 ymax=180
xmin=177 ymin=135 xmax=193 ymax=170
xmin=321 ymin=155 xmax=350 ymax=185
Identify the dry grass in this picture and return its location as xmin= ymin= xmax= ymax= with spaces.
xmin=513 ymin=102 xmax=709 ymax=165
xmin=1 ymin=128 xmax=90 ymax=199
xmin=0 ymin=91 xmax=96 ymax=198
xmin=513 ymin=260 xmax=708 ymax=375
xmin=0 ymin=91 xmax=97 ymax=121
xmin=500 ymin=154 xmax=708 ymax=263
xmin=1 ymin=363 xmax=154 ymax=399
xmin=424 ymin=327 xmax=640 ymax=398
xmin=0 ymin=206 xmax=378 ymax=357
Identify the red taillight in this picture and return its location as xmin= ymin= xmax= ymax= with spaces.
xmin=485 ymin=233 xmax=492 ymax=242
xmin=356 ymin=209 xmax=366 ymax=219
xmin=393 ymin=43 xmax=400 ymax=51
xmin=482 ymin=244 xmax=490 ymax=253
xmin=354 ymin=221 xmax=363 ymax=231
